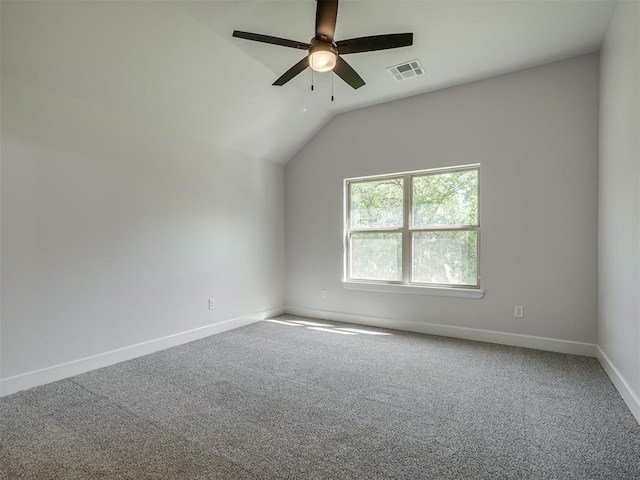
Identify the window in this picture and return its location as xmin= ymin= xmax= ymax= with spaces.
xmin=345 ymin=165 xmax=479 ymax=289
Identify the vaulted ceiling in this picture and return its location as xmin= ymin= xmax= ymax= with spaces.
xmin=1 ymin=1 xmax=617 ymax=164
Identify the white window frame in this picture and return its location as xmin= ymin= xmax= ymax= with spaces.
xmin=343 ymin=164 xmax=483 ymax=298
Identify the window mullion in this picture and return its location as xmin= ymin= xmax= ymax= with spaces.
xmin=403 ymin=174 xmax=412 ymax=284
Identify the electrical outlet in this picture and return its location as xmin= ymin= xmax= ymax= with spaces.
xmin=321 ymin=289 xmax=327 ymax=299
xmin=209 ymin=298 xmax=215 ymax=310
xmin=514 ymin=305 xmax=524 ymax=318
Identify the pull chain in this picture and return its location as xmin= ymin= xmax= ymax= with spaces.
xmin=311 ymin=58 xmax=314 ymax=91
xmin=331 ymin=73 xmax=334 ymax=102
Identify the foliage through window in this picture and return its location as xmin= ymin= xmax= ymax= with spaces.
xmin=345 ymin=165 xmax=479 ymax=288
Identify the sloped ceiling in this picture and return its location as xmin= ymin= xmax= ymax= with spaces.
xmin=1 ymin=1 xmax=617 ymax=164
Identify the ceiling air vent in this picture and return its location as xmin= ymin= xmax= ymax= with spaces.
xmin=387 ymin=59 xmax=425 ymax=81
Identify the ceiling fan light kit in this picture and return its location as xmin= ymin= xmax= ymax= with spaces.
xmin=309 ymin=41 xmax=338 ymax=72
xmin=232 ymin=0 xmax=413 ymax=90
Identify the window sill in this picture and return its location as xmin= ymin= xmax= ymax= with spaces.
xmin=342 ymin=281 xmax=484 ymax=299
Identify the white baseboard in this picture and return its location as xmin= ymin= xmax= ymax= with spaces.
xmin=596 ymin=346 xmax=640 ymax=424
xmin=284 ymin=306 xmax=598 ymax=357
xmin=0 ymin=306 xmax=285 ymax=398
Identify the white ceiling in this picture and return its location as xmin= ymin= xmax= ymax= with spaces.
xmin=1 ymin=1 xmax=617 ymax=164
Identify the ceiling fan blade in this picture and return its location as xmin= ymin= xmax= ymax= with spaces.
xmin=315 ymin=0 xmax=338 ymax=42
xmin=233 ymin=31 xmax=310 ymax=50
xmin=273 ymin=57 xmax=310 ymax=86
xmin=336 ymin=33 xmax=413 ymax=55
xmin=333 ymin=56 xmax=365 ymax=89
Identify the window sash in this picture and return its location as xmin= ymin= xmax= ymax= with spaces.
xmin=410 ymin=227 xmax=479 ymax=287
xmin=348 ymin=231 xmax=404 ymax=283
xmin=345 ymin=165 xmax=480 ymax=289
xmin=348 ymin=175 xmax=404 ymax=230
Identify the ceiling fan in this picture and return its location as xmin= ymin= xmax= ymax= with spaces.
xmin=232 ymin=0 xmax=413 ymax=90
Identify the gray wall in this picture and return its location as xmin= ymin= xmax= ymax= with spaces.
xmin=599 ymin=1 xmax=640 ymax=401
xmin=285 ymin=54 xmax=599 ymax=343
xmin=1 ymin=75 xmax=285 ymax=379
